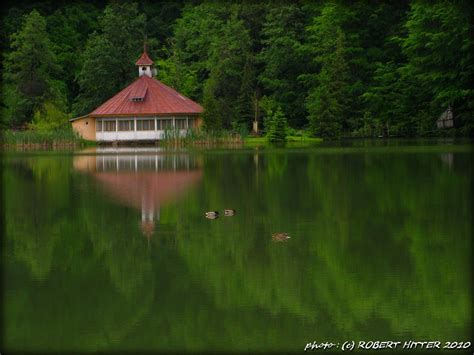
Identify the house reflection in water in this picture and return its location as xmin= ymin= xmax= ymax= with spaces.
xmin=74 ymin=148 xmax=203 ymax=241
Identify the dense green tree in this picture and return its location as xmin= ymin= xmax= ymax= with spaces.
xmin=258 ymin=4 xmax=310 ymax=128
xmin=2 ymin=10 xmax=65 ymax=127
xmin=304 ymin=4 xmax=348 ymax=138
xmin=363 ymin=1 xmax=473 ymax=137
xmin=202 ymin=9 xmax=252 ymax=130
xmin=1 ymin=1 xmax=473 ymax=136
xmin=46 ymin=4 xmax=101 ymax=111
xmin=155 ymin=41 xmax=199 ymax=99
xmin=342 ymin=2 xmax=409 ymax=134
xmin=171 ymin=3 xmax=227 ymax=99
xmin=400 ymin=1 xmax=473 ymax=134
xmin=73 ymin=2 xmax=145 ymax=116
xmin=142 ymin=1 xmax=184 ymax=44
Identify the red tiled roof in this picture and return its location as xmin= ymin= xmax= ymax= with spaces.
xmin=89 ymin=76 xmax=204 ymax=116
xmin=135 ymin=51 xmax=154 ymax=66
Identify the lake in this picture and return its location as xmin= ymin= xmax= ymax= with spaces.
xmin=2 ymin=140 xmax=472 ymax=353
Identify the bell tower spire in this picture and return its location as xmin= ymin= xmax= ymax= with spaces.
xmin=136 ymin=40 xmax=155 ymax=78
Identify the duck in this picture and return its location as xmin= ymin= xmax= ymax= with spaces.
xmin=224 ymin=209 xmax=236 ymax=216
xmin=272 ymin=232 xmax=291 ymax=241
xmin=205 ymin=211 xmax=219 ymax=219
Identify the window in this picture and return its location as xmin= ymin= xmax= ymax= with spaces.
xmin=175 ymin=118 xmax=187 ymax=129
xmin=137 ymin=119 xmax=155 ymax=131
xmin=103 ymin=121 xmax=116 ymax=132
xmin=118 ymin=120 xmax=134 ymax=131
xmin=188 ymin=118 xmax=196 ymax=128
xmin=96 ymin=120 xmax=102 ymax=132
xmin=158 ymin=118 xmax=173 ymax=130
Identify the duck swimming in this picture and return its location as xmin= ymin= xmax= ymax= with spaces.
xmin=205 ymin=211 xmax=219 ymax=219
xmin=272 ymin=232 xmax=291 ymax=241
xmin=224 ymin=209 xmax=236 ymax=216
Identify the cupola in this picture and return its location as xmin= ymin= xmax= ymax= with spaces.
xmin=136 ymin=43 xmax=156 ymax=78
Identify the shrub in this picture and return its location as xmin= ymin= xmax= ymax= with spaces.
xmin=28 ymin=101 xmax=71 ymax=131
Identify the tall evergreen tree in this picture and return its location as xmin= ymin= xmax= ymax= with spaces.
xmin=202 ymin=8 xmax=252 ymax=130
xmin=46 ymin=4 xmax=101 ymax=111
xmin=258 ymin=4 xmax=310 ymax=128
xmin=73 ymin=2 xmax=145 ymax=116
xmin=304 ymin=4 xmax=348 ymax=138
xmin=266 ymin=106 xmax=288 ymax=145
xmin=342 ymin=2 xmax=409 ymax=134
xmin=400 ymin=1 xmax=473 ymax=134
xmin=171 ymin=3 xmax=227 ymax=102
xmin=2 ymin=10 xmax=64 ymax=127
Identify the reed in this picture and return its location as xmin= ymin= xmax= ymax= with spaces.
xmin=1 ymin=128 xmax=90 ymax=149
xmin=160 ymin=128 xmax=243 ymax=147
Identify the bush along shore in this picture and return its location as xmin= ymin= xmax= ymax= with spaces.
xmin=1 ymin=128 xmax=91 ymax=149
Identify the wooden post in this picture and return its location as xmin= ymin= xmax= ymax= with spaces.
xmin=252 ymin=92 xmax=259 ymax=135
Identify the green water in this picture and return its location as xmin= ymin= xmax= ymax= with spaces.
xmin=2 ymin=141 xmax=472 ymax=353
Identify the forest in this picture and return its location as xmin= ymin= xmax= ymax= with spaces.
xmin=1 ymin=0 xmax=473 ymax=138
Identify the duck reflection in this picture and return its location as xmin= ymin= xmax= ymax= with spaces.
xmin=74 ymin=148 xmax=203 ymax=241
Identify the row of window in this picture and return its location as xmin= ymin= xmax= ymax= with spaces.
xmin=96 ymin=118 xmax=196 ymax=132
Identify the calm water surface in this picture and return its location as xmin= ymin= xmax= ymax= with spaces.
xmin=2 ymin=141 xmax=472 ymax=353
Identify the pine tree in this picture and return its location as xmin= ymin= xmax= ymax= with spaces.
xmin=202 ymin=8 xmax=252 ymax=130
xmin=304 ymin=4 xmax=348 ymax=138
xmin=258 ymin=4 xmax=310 ymax=128
xmin=400 ymin=1 xmax=473 ymax=134
xmin=267 ymin=106 xmax=288 ymax=145
xmin=3 ymin=10 xmax=64 ymax=127
xmin=46 ymin=4 xmax=101 ymax=111
xmin=73 ymin=2 xmax=145 ymax=116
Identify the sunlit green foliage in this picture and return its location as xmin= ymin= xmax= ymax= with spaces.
xmin=29 ymin=101 xmax=71 ymax=131
xmin=155 ymin=42 xmax=198 ymax=99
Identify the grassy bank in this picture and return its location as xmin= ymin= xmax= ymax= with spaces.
xmin=1 ymin=128 xmax=91 ymax=149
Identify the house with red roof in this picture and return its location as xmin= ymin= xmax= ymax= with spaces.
xmin=70 ymin=48 xmax=204 ymax=142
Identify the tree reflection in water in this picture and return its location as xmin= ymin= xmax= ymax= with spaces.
xmin=3 ymin=146 xmax=471 ymax=352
